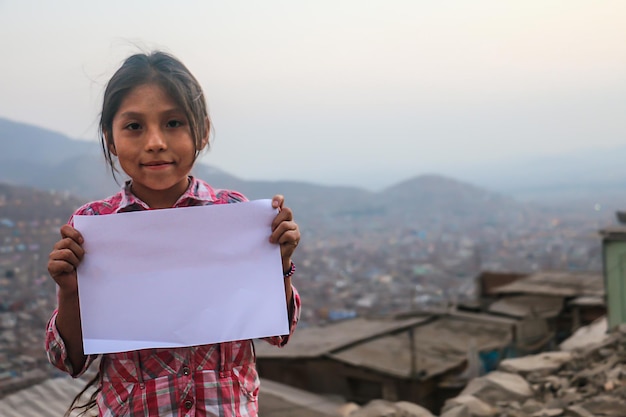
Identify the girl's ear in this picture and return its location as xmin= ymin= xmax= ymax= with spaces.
xmin=198 ymin=117 xmax=210 ymax=150
xmin=105 ymin=132 xmax=117 ymax=156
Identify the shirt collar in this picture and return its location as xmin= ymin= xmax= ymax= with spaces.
xmin=116 ymin=176 xmax=217 ymax=212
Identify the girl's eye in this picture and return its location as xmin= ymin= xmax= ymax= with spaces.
xmin=167 ymin=120 xmax=184 ymax=128
xmin=125 ymin=122 xmax=141 ymax=130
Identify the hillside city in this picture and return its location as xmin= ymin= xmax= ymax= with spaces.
xmin=0 ymin=180 xmax=614 ymax=397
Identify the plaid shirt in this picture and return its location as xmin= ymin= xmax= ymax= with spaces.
xmin=45 ymin=177 xmax=301 ymax=416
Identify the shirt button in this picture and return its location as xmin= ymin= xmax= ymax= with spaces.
xmin=182 ymin=366 xmax=190 ymax=376
xmin=184 ymin=399 xmax=193 ymax=410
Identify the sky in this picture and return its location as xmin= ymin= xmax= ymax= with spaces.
xmin=1 ymin=1 xmax=625 ymax=190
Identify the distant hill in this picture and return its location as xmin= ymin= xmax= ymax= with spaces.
xmin=0 ymin=182 xmax=84 ymax=222
xmin=0 ymin=118 xmax=95 ymax=163
xmin=380 ymin=174 xmax=534 ymax=232
xmin=0 ymin=118 xmax=115 ymax=197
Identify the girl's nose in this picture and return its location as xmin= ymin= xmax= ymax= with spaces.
xmin=144 ymin=128 xmax=167 ymax=151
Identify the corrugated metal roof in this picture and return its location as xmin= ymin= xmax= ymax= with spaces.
xmin=448 ymin=310 xmax=519 ymax=326
xmin=0 ymin=376 xmax=96 ymax=417
xmin=568 ymin=296 xmax=606 ymax=307
xmin=488 ymin=295 xmax=564 ymax=319
xmin=255 ymin=316 xmax=432 ymax=359
xmin=329 ymin=316 xmax=513 ymax=379
xmin=492 ymin=271 xmax=604 ymax=298
xmin=260 ymin=379 xmax=344 ymax=417
xmin=0 ymin=375 xmax=342 ymax=417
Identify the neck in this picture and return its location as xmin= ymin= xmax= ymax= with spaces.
xmin=130 ymin=177 xmax=191 ymax=209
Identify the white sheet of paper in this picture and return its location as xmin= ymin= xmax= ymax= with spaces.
xmin=73 ymin=199 xmax=289 ymax=354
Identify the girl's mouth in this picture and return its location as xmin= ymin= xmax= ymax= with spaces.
xmin=142 ymin=161 xmax=173 ymax=169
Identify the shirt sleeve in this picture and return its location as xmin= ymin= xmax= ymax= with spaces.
xmin=262 ymin=284 xmax=301 ymax=347
xmin=215 ymin=189 xmax=248 ymax=204
xmin=45 ymin=309 xmax=97 ymax=377
xmin=44 ymin=207 xmax=99 ymax=377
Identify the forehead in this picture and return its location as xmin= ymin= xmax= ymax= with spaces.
xmin=115 ymin=83 xmax=182 ymax=117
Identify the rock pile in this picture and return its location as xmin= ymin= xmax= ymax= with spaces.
xmin=339 ymin=400 xmax=435 ymax=417
xmin=440 ymin=324 xmax=626 ymax=417
xmin=341 ymin=323 xmax=626 ymax=417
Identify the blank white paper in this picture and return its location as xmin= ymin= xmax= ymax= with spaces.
xmin=73 ymin=199 xmax=289 ymax=354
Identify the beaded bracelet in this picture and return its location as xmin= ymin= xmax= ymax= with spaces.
xmin=283 ymin=261 xmax=296 ymax=279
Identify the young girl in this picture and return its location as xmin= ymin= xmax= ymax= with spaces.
xmin=45 ymin=51 xmax=301 ymax=417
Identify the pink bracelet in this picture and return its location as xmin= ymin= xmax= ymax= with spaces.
xmin=283 ymin=262 xmax=296 ymax=278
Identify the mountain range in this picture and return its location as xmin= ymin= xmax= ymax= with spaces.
xmin=0 ymin=116 xmax=624 ymax=227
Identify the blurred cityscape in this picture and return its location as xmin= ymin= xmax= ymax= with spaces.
xmin=0 ymin=180 xmax=613 ymax=398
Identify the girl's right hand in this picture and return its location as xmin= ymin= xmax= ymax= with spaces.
xmin=48 ymin=224 xmax=85 ymax=294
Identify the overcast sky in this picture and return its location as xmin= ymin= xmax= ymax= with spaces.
xmin=1 ymin=1 xmax=625 ymax=190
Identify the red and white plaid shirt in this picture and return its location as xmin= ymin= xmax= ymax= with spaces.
xmin=45 ymin=177 xmax=301 ymax=416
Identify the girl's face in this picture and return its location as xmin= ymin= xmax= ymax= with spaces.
xmin=108 ymin=83 xmax=206 ymax=208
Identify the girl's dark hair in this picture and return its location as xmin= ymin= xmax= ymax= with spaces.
xmin=99 ymin=51 xmax=211 ymax=180
xmin=65 ymin=370 xmax=100 ymax=416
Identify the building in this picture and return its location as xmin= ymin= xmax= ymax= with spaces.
xmin=490 ymin=270 xmax=606 ymax=342
xmin=255 ymin=314 xmax=514 ymax=412
xmin=599 ymin=226 xmax=626 ymax=330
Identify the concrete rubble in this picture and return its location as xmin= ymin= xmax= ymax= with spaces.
xmin=497 ymin=352 xmax=573 ymax=377
xmin=339 ymin=399 xmax=435 ymax=417
xmin=340 ymin=320 xmax=626 ymax=417
xmin=559 ymin=317 xmax=609 ymax=352
xmin=442 ymin=323 xmax=626 ymax=417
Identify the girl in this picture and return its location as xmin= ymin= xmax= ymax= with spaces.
xmin=45 ymin=51 xmax=301 ymax=417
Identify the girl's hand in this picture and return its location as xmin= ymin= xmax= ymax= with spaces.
xmin=48 ymin=224 xmax=85 ymax=294
xmin=270 ymin=195 xmax=300 ymax=272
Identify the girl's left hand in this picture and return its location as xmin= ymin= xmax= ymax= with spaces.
xmin=270 ymin=194 xmax=300 ymax=272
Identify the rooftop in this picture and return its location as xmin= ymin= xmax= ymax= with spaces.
xmin=330 ymin=315 xmax=512 ymax=379
xmin=487 ymin=295 xmax=564 ymax=319
xmin=492 ymin=270 xmax=604 ymax=298
xmin=599 ymin=226 xmax=626 ymax=239
xmin=255 ymin=316 xmax=431 ymax=359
